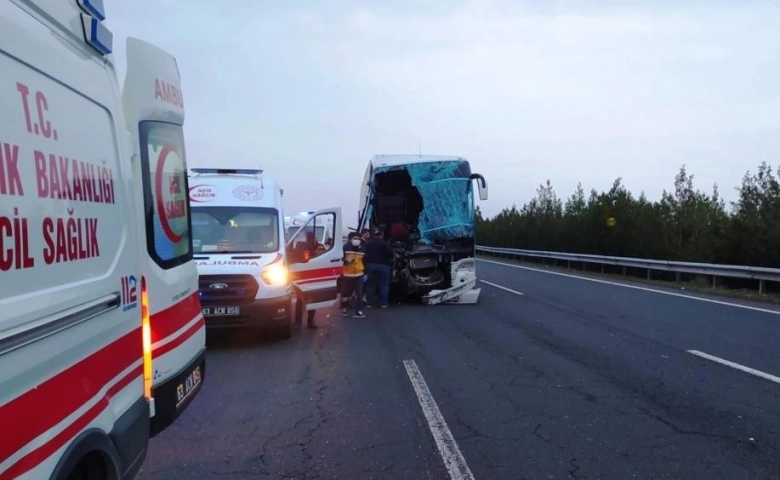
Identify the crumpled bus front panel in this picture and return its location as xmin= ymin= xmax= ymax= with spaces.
xmin=375 ymin=161 xmax=474 ymax=245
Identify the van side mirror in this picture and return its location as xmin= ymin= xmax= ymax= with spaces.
xmin=470 ymin=173 xmax=488 ymax=201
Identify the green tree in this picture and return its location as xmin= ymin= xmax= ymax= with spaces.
xmin=476 ymin=161 xmax=780 ymax=268
xmin=728 ymin=162 xmax=780 ymax=266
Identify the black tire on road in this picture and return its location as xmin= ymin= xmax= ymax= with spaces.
xmin=294 ymin=292 xmax=304 ymax=324
xmin=275 ymin=324 xmax=292 ymax=340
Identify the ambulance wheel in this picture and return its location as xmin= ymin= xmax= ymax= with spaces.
xmin=52 ymin=431 xmax=122 ymax=480
xmin=276 ymin=324 xmax=292 ymax=340
xmin=294 ymin=292 xmax=304 ymax=324
xmin=66 ymin=454 xmax=108 ymax=480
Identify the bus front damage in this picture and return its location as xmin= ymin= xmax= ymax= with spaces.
xmin=358 ymin=155 xmax=488 ymax=305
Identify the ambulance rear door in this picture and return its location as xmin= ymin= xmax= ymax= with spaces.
xmin=122 ymin=37 xmax=205 ymax=437
xmin=287 ymin=207 xmax=343 ymax=311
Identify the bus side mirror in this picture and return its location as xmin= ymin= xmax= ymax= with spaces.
xmin=470 ymin=173 xmax=488 ymax=201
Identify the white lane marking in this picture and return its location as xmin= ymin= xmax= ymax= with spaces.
xmin=480 ymin=280 xmax=524 ymax=296
xmin=479 ymin=258 xmax=780 ymax=316
xmin=687 ymin=350 xmax=780 ymax=386
xmin=402 ymin=360 xmax=475 ymax=480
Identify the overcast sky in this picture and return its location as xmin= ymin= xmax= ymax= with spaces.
xmin=106 ymin=0 xmax=780 ymax=223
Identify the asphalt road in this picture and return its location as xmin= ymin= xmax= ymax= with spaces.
xmin=137 ymin=259 xmax=780 ymax=479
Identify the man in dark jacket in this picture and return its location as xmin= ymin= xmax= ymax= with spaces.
xmin=363 ymin=228 xmax=394 ymax=308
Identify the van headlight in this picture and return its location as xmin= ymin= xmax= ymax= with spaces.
xmin=260 ymin=264 xmax=288 ymax=286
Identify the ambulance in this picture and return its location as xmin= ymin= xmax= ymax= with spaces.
xmin=188 ymin=169 xmax=343 ymax=337
xmin=0 ymin=1 xmax=205 ymax=479
xmin=284 ymin=211 xmax=334 ymax=245
xmin=284 ymin=212 xmax=312 ymax=242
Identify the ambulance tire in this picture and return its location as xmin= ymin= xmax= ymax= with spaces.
xmin=274 ymin=324 xmax=292 ymax=340
xmin=294 ymin=291 xmax=305 ymax=324
xmin=52 ymin=430 xmax=122 ymax=480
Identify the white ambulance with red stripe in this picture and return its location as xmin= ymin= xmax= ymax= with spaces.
xmin=0 ymin=1 xmax=204 ymax=479
xmin=284 ymin=212 xmax=335 ymax=246
xmin=188 ymin=169 xmax=343 ymax=336
xmin=121 ymin=38 xmax=205 ymax=437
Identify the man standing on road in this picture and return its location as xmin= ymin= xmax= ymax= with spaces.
xmin=360 ymin=228 xmax=371 ymax=244
xmin=364 ymin=228 xmax=393 ymax=309
xmin=360 ymin=228 xmax=371 ymax=300
xmin=340 ymin=232 xmax=366 ymax=318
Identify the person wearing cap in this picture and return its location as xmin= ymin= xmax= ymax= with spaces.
xmin=363 ymin=228 xmax=393 ymax=309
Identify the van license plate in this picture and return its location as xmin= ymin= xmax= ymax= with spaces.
xmin=175 ymin=365 xmax=202 ymax=408
xmin=202 ymin=306 xmax=240 ymax=316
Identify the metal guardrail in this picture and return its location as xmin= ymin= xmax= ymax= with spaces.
xmin=476 ymin=246 xmax=780 ymax=292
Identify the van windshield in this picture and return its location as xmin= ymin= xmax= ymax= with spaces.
xmin=191 ymin=206 xmax=280 ymax=254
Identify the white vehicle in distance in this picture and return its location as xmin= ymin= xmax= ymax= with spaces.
xmin=284 ymin=211 xmax=334 ymax=247
xmin=188 ymin=168 xmax=343 ymax=337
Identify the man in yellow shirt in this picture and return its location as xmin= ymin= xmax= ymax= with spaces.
xmin=340 ymin=232 xmax=366 ymax=318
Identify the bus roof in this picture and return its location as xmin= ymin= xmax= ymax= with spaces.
xmin=368 ymin=154 xmax=468 ymax=169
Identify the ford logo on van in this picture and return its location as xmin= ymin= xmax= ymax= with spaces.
xmin=209 ymin=282 xmax=229 ymax=290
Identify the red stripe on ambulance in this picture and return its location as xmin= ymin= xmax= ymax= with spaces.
xmin=1 ymin=364 xmax=144 ymax=479
xmin=0 ymin=328 xmax=143 ymax=474
xmin=290 ymin=266 xmax=342 ymax=282
xmin=153 ymin=320 xmax=204 ymax=357
xmin=150 ymin=291 xmax=203 ymax=345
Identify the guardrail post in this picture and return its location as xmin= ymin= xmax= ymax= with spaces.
xmin=712 ymin=276 xmax=719 ymax=288
xmin=567 ymin=260 xmax=571 ymax=269
xmin=622 ymin=266 xmax=626 ymax=275
xmin=601 ymin=264 xmax=605 ymax=274
xmin=647 ymin=269 xmax=651 ymax=280
xmin=759 ymin=279 xmax=766 ymax=295
xmin=676 ymin=272 xmax=681 ymax=284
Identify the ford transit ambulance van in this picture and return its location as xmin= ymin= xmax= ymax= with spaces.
xmin=0 ymin=2 xmax=204 ymax=479
xmin=188 ymin=169 xmax=343 ymax=337
xmin=121 ymin=38 xmax=206 ymax=437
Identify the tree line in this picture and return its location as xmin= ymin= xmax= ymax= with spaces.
xmin=475 ymin=162 xmax=780 ymax=269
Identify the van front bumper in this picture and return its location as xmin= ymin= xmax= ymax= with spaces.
xmin=200 ymin=294 xmax=292 ymax=330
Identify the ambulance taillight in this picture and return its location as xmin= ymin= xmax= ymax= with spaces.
xmin=141 ymin=276 xmax=153 ymax=400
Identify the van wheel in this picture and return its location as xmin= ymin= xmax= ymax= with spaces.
xmin=275 ymin=324 xmax=292 ymax=340
xmin=294 ymin=293 xmax=304 ymax=324
xmin=66 ymin=452 xmax=111 ymax=480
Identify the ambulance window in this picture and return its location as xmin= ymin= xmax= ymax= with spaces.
xmin=139 ymin=121 xmax=193 ymax=269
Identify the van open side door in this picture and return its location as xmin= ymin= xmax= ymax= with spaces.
xmin=122 ymin=37 xmax=205 ymax=437
xmin=287 ymin=207 xmax=344 ymax=317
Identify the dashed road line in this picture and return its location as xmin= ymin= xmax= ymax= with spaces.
xmin=480 ymin=280 xmax=524 ymax=296
xmin=402 ymin=359 xmax=475 ymax=480
xmin=687 ymin=350 xmax=780 ymax=386
xmin=479 ymin=258 xmax=780 ymax=316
